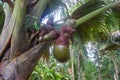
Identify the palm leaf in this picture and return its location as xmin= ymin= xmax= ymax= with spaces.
xmin=71 ymin=0 xmax=110 ymax=43
xmin=71 ymin=0 xmax=105 ymax=19
xmin=112 ymin=6 xmax=120 ymax=19
xmin=111 ymin=6 xmax=120 ymax=31
xmin=40 ymin=0 xmax=67 ymax=21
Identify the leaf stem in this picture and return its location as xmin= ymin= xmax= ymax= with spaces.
xmin=75 ymin=2 xmax=120 ymax=28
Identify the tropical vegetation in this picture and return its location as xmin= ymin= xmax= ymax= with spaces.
xmin=0 ymin=0 xmax=120 ymax=80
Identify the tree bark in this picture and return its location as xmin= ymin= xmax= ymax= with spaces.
xmin=97 ymin=56 xmax=102 ymax=80
xmin=0 ymin=0 xmax=49 ymax=80
xmin=10 ymin=0 xmax=29 ymax=59
xmin=0 ymin=42 xmax=49 ymax=80
xmin=70 ymin=46 xmax=75 ymax=80
xmin=78 ymin=54 xmax=81 ymax=80
xmin=2 ymin=3 xmax=12 ymax=30
xmin=82 ymin=72 xmax=85 ymax=80
xmin=95 ymin=45 xmax=102 ymax=80
xmin=111 ymin=54 xmax=119 ymax=80
xmin=77 ymin=43 xmax=82 ymax=80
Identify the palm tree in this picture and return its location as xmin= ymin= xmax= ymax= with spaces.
xmin=0 ymin=0 xmax=120 ymax=79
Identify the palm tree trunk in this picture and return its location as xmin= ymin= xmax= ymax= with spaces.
xmin=0 ymin=0 xmax=49 ymax=80
xmin=82 ymin=71 xmax=85 ymax=80
xmin=77 ymin=43 xmax=81 ymax=80
xmin=111 ymin=54 xmax=119 ymax=80
xmin=96 ymin=46 xmax=102 ymax=80
xmin=78 ymin=54 xmax=81 ymax=80
xmin=97 ymin=56 xmax=102 ymax=80
xmin=98 ymin=66 xmax=102 ymax=80
xmin=70 ymin=46 xmax=75 ymax=80
xmin=97 ymin=55 xmax=102 ymax=80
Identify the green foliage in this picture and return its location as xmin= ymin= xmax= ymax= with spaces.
xmin=71 ymin=0 xmax=105 ymax=19
xmin=84 ymin=61 xmax=98 ymax=80
xmin=29 ymin=60 xmax=72 ymax=80
xmin=34 ymin=22 xmax=39 ymax=31
xmin=100 ymin=56 xmax=114 ymax=80
xmin=73 ymin=0 xmax=111 ymax=43
xmin=25 ymin=15 xmax=39 ymax=31
xmin=112 ymin=6 xmax=120 ymax=19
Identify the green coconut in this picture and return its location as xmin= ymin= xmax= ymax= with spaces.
xmin=53 ymin=45 xmax=70 ymax=63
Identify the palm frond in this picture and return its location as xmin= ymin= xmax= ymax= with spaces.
xmin=74 ymin=31 xmax=88 ymax=66
xmin=71 ymin=0 xmax=105 ymax=19
xmin=112 ymin=6 xmax=120 ymax=19
xmin=40 ymin=0 xmax=68 ymax=21
xmin=111 ymin=6 xmax=120 ymax=31
xmin=76 ymin=13 xmax=109 ymax=43
xmin=71 ymin=0 xmax=112 ymax=43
